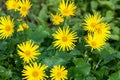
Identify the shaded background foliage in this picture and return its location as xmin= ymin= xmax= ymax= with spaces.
xmin=0 ymin=0 xmax=120 ymax=80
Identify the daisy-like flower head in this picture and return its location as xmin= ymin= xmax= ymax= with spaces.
xmin=51 ymin=13 xmax=64 ymax=25
xmin=50 ymin=65 xmax=68 ymax=80
xmin=5 ymin=0 xmax=20 ymax=11
xmin=59 ymin=0 xmax=77 ymax=16
xmin=22 ymin=62 xmax=48 ymax=80
xmin=85 ymin=33 xmax=106 ymax=51
xmin=19 ymin=0 xmax=32 ymax=17
xmin=0 ymin=16 xmax=14 ymax=39
xmin=17 ymin=22 xmax=29 ymax=32
xmin=94 ymin=23 xmax=111 ymax=41
xmin=52 ymin=26 xmax=78 ymax=51
xmin=17 ymin=40 xmax=40 ymax=63
xmin=83 ymin=12 xmax=103 ymax=32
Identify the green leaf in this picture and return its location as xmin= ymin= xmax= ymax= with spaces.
xmin=111 ymin=26 xmax=120 ymax=35
xmin=70 ymin=49 xmax=81 ymax=56
xmin=47 ymin=0 xmax=61 ymax=12
xmin=86 ymin=76 xmax=97 ymax=80
xmin=93 ymin=66 xmax=108 ymax=79
xmin=0 ymin=41 xmax=7 ymax=51
xmin=28 ymin=25 xmax=50 ymax=43
xmin=38 ymin=4 xmax=48 ymax=27
xmin=73 ymin=58 xmax=91 ymax=75
xmin=103 ymin=10 xmax=114 ymax=22
xmin=68 ymin=67 xmax=83 ymax=79
xmin=114 ymin=52 xmax=120 ymax=59
xmin=0 ymin=66 xmax=12 ymax=80
xmin=0 ymin=11 xmax=6 ymax=16
xmin=99 ymin=1 xmax=112 ymax=9
xmin=91 ymin=1 xmax=98 ymax=12
xmin=4 ymin=69 xmax=12 ymax=79
xmin=0 ymin=66 xmax=6 ymax=73
xmin=108 ymin=70 xmax=120 ymax=80
xmin=110 ymin=34 xmax=119 ymax=41
xmin=55 ymin=51 xmax=73 ymax=61
xmin=42 ymin=57 xmax=67 ymax=67
xmin=0 ymin=54 xmax=7 ymax=61
xmin=100 ymin=44 xmax=116 ymax=65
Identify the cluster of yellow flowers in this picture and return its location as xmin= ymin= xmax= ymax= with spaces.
xmin=51 ymin=0 xmax=111 ymax=52
xmin=17 ymin=40 xmax=68 ymax=80
xmin=83 ymin=13 xmax=111 ymax=51
xmin=0 ymin=15 xmax=29 ymax=39
xmin=51 ymin=0 xmax=76 ymax=25
xmin=0 ymin=0 xmax=111 ymax=80
xmin=6 ymin=0 xmax=32 ymax=17
xmin=51 ymin=0 xmax=78 ymax=51
xmin=5 ymin=0 xmax=68 ymax=80
xmin=0 ymin=0 xmax=31 ymax=39
xmin=22 ymin=62 xmax=67 ymax=80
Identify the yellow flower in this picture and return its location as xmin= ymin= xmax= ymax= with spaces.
xmin=5 ymin=0 xmax=19 ymax=11
xmin=83 ymin=12 xmax=103 ymax=32
xmin=22 ymin=62 xmax=48 ymax=80
xmin=0 ymin=16 xmax=14 ymax=39
xmin=94 ymin=23 xmax=111 ymax=41
xmin=50 ymin=65 xmax=68 ymax=80
xmin=52 ymin=26 xmax=78 ymax=51
xmin=17 ymin=40 xmax=40 ymax=63
xmin=17 ymin=22 xmax=29 ymax=32
xmin=85 ymin=33 xmax=105 ymax=51
xmin=51 ymin=13 xmax=64 ymax=25
xmin=19 ymin=0 xmax=32 ymax=17
xmin=59 ymin=0 xmax=76 ymax=16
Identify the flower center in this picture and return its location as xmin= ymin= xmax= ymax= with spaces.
xmin=32 ymin=71 xmax=39 ymax=77
xmin=55 ymin=17 xmax=59 ymax=21
xmin=5 ymin=25 xmax=11 ymax=31
xmin=56 ymin=71 xmax=61 ymax=77
xmin=63 ymin=8 xmax=69 ymax=15
xmin=62 ymin=36 xmax=68 ymax=42
xmin=91 ymin=22 xmax=96 ymax=28
xmin=25 ymin=50 xmax=31 ymax=56
xmin=12 ymin=3 xmax=16 ymax=7
xmin=22 ymin=6 xmax=27 ymax=12
xmin=91 ymin=41 xmax=97 ymax=47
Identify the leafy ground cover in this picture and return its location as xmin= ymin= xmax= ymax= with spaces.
xmin=0 ymin=0 xmax=120 ymax=80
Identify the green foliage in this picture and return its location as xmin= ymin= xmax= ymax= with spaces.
xmin=0 ymin=0 xmax=120 ymax=80
xmin=108 ymin=70 xmax=120 ymax=80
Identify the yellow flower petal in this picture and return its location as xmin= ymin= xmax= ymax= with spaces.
xmin=50 ymin=65 xmax=68 ymax=80
xmin=0 ymin=16 xmax=14 ymax=39
xmin=17 ymin=40 xmax=40 ymax=63
xmin=51 ymin=13 xmax=64 ymax=25
xmin=59 ymin=0 xmax=76 ymax=16
xmin=22 ymin=62 xmax=48 ymax=80
xmin=18 ymin=0 xmax=32 ymax=17
xmin=52 ymin=26 xmax=78 ymax=51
